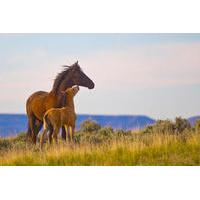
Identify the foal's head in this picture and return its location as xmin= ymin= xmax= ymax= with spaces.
xmin=62 ymin=85 xmax=80 ymax=99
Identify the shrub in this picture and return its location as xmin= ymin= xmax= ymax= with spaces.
xmin=12 ymin=132 xmax=26 ymax=143
xmin=143 ymin=118 xmax=191 ymax=135
xmin=143 ymin=120 xmax=174 ymax=134
xmin=142 ymin=125 xmax=154 ymax=134
xmin=80 ymin=119 xmax=101 ymax=133
xmin=115 ymin=129 xmax=132 ymax=138
xmin=174 ymin=117 xmax=191 ymax=134
xmin=195 ymin=120 xmax=200 ymax=133
xmin=99 ymin=126 xmax=114 ymax=136
xmin=0 ymin=138 xmax=12 ymax=151
xmin=154 ymin=120 xmax=175 ymax=134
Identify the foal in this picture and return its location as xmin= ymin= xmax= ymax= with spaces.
xmin=40 ymin=86 xmax=79 ymax=147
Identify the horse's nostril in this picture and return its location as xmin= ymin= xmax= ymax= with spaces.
xmin=89 ymin=83 xmax=95 ymax=89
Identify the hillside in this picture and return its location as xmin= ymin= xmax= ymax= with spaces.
xmin=188 ymin=116 xmax=200 ymax=126
xmin=0 ymin=114 xmax=155 ymax=137
xmin=1 ymin=114 xmax=200 ymax=137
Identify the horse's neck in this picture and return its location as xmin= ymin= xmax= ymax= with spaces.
xmin=65 ymin=96 xmax=75 ymax=111
xmin=52 ymin=79 xmax=73 ymax=94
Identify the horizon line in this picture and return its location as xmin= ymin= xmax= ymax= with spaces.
xmin=0 ymin=113 xmax=199 ymax=120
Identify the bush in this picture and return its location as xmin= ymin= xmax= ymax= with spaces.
xmin=142 ymin=125 xmax=153 ymax=134
xmin=195 ymin=120 xmax=200 ymax=133
xmin=0 ymin=138 xmax=12 ymax=151
xmin=174 ymin=117 xmax=191 ymax=134
xmin=99 ymin=126 xmax=114 ymax=136
xmin=80 ymin=120 xmax=101 ymax=133
xmin=12 ymin=132 xmax=26 ymax=143
xmin=143 ymin=118 xmax=191 ymax=135
xmin=143 ymin=120 xmax=174 ymax=134
xmin=154 ymin=120 xmax=175 ymax=134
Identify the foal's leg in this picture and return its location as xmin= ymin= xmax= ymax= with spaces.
xmin=40 ymin=128 xmax=48 ymax=149
xmin=52 ymin=127 xmax=59 ymax=144
xmin=64 ymin=125 xmax=69 ymax=142
xmin=71 ymin=126 xmax=75 ymax=142
xmin=48 ymin=125 xmax=54 ymax=145
xmin=67 ymin=126 xmax=72 ymax=142
xmin=68 ymin=126 xmax=72 ymax=142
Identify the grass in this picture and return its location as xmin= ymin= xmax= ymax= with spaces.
xmin=1 ymin=131 xmax=200 ymax=166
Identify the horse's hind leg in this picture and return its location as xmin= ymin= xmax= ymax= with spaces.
xmin=61 ymin=127 xmax=67 ymax=141
xmin=27 ymin=114 xmax=36 ymax=144
xmin=26 ymin=124 xmax=32 ymax=143
xmin=34 ymin=119 xmax=43 ymax=142
xmin=32 ymin=119 xmax=43 ymax=144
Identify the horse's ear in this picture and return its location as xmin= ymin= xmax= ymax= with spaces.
xmin=75 ymin=60 xmax=78 ymax=65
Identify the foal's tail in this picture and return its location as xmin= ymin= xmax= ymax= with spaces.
xmin=43 ymin=113 xmax=49 ymax=130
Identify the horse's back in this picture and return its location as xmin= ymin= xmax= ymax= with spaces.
xmin=26 ymin=91 xmax=53 ymax=121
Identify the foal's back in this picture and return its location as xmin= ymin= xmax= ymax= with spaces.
xmin=46 ymin=106 xmax=76 ymax=127
xmin=60 ymin=106 xmax=76 ymax=126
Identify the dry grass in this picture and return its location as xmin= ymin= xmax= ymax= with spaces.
xmin=1 ymin=132 xmax=200 ymax=166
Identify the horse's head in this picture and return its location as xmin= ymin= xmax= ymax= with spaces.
xmin=53 ymin=61 xmax=95 ymax=95
xmin=70 ymin=61 xmax=95 ymax=89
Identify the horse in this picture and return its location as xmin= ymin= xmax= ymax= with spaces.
xmin=26 ymin=61 xmax=95 ymax=144
xmin=40 ymin=86 xmax=79 ymax=148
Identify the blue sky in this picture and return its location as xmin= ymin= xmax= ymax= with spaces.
xmin=1 ymin=33 xmax=200 ymax=119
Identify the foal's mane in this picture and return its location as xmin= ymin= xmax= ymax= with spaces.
xmin=52 ymin=63 xmax=81 ymax=93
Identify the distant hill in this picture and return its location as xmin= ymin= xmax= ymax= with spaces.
xmin=0 ymin=114 xmax=155 ymax=137
xmin=188 ymin=116 xmax=200 ymax=126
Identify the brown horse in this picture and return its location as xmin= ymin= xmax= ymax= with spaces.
xmin=26 ymin=61 xmax=95 ymax=144
xmin=40 ymin=86 xmax=79 ymax=148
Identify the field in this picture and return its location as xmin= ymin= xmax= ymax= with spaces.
xmin=1 ymin=119 xmax=200 ymax=166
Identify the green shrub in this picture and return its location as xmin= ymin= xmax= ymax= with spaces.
xmin=195 ymin=120 xmax=200 ymax=133
xmin=143 ymin=120 xmax=174 ymax=134
xmin=80 ymin=120 xmax=101 ymax=133
xmin=154 ymin=120 xmax=174 ymax=134
xmin=143 ymin=118 xmax=191 ymax=135
xmin=0 ymin=138 xmax=12 ymax=151
xmin=99 ymin=126 xmax=114 ymax=136
xmin=12 ymin=132 xmax=26 ymax=143
xmin=142 ymin=125 xmax=154 ymax=134
xmin=174 ymin=117 xmax=191 ymax=134
xmin=115 ymin=129 xmax=129 ymax=136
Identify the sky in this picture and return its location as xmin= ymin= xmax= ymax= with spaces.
xmin=0 ymin=33 xmax=200 ymax=119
